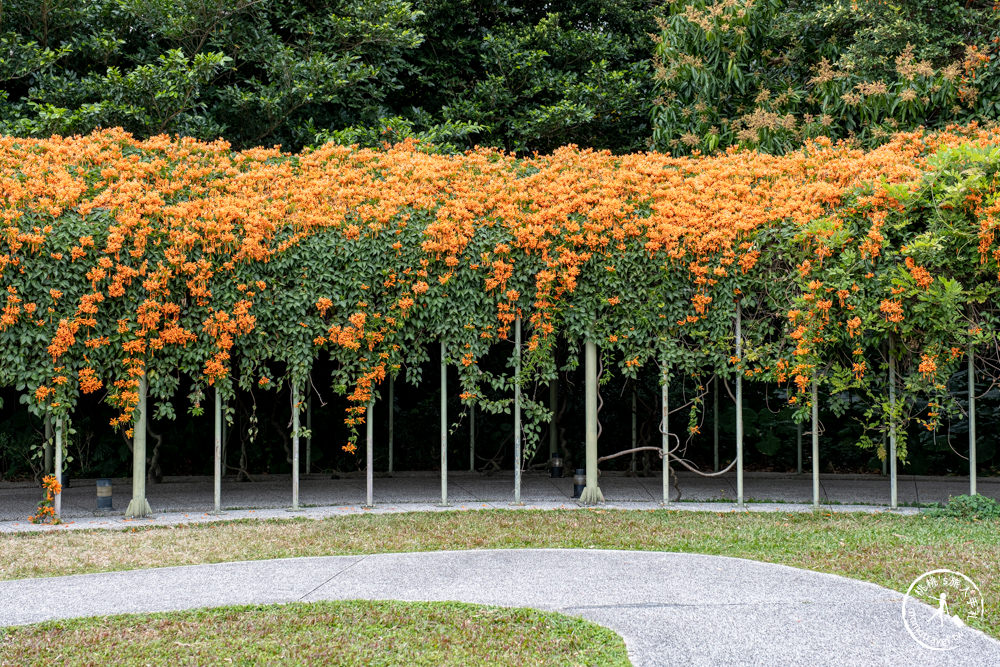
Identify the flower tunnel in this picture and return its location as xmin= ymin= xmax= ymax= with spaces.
xmin=3 ymin=127 xmax=1000 ymax=518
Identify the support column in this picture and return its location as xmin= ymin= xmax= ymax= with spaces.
xmin=290 ymin=384 xmax=300 ymax=511
xmin=213 ymin=387 xmax=222 ymax=514
xmin=305 ymin=394 xmax=312 ymax=474
xmin=811 ymin=379 xmax=820 ymax=507
xmin=513 ymin=317 xmax=522 ymax=504
xmin=549 ymin=378 xmax=558 ymax=459
xmin=440 ymin=343 xmax=449 ymax=506
xmin=735 ymin=306 xmax=744 ymax=508
xmin=44 ymin=415 xmax=53 ymax=475
xmin=713 ymin=378 xmax=719 ymax=472
xmin=388 ymin=375 xmax=394 ymax=474
xmin=661 ymin=364 xmax=670 ymax=505
xmin=221 ymin=397 xmax=226 ymax=473
xmin=125 ymin=376 xmax=152 ymax=518
xmin=53 ymin=418 xmax=62 ymax=519
xmin=889 ymin=344 xmax=898 ymax=509
xmin=580 ymin=340 xmax=604 ymax=504
xmin=631 ymin=388 xmax=637 ymax=474
xmin=969 ymin=346 xmax=977 ymax=496
xmin=469 ymin=404 xmax=475 ymax=472
xmin=881 ymin=433 xmax=887 ymax=476
xmin=797 ymin=422 xmax=803 ymax=474
xmin=365 ymin=401 xmax=374 ymax=507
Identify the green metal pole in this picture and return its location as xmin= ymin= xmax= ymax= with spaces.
xmin=214 ymin=387 xmax=222 ymax=514
xmin=662 ymin=364 xmax=669 ymax=505
xmin=513 ymin=317 xmax=522 ymax=504
xmin=125 ymin=375 xmax=152 ymax=518
xmin=221 ymin=397 xmax=226 ymax=475
xmin=44 ymin=414 xmax=53 ymax=475
xmin=549 ymin=379 xmax=558 ymax=459
xmin=469 ymin=404 xmax=475 ymax=472
xmin=969 ymin=346 xmax=977 ymax=496
xmin=811 ymin=379 xmax=819 ymax=508
xmin=291 ymin=384 xmax=300 ymax=511
xmin=889 ymin=343 xmax=898 ymax=509
xmin=713 ymin=378 xmax=719 ymax=473
xmin=881 ymin=431 xmax=887 ymax=476
xmin=797 ymin=422 xmax=803 ymax=474
xmin=305 ymin=394 xmax=312 ymax=474
xmin=631 ymin=388 xmax=637 ymax=474
xmin=580 ymin=340 xmax=604 ymax=504
xmin=735 ymin=306 xmax=744 ymax=508
xmin=53 ymin=418 xmax=62 ymax=519
xmin=366 ymin=400 xmax=374 ymax=507
xmin=388 ymin=375 xmax=394 ymax=474
xmin=440 ymin=343 xmax=449 ymax=506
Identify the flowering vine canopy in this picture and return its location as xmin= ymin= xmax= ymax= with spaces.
xmin=2 ymin=125 xmax=999 ymax=457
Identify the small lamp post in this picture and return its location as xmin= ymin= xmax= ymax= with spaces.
xmin=572 ymin=468 xmax=586 ymax=499
xmin=96 ymin=478 xmax=113 ymax=510
xmin=550 ymin=455 xmax=564 ymax=478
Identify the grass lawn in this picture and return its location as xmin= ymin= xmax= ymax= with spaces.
xmin=0 ymin=599 xmax=628 ymax=666
xmin=2 ymin=509 xmax=998 ymax=638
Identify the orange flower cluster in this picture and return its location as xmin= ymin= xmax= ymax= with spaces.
xmin=2 ymin=125 xmax=999 ymax=445
xmin=28 ymin=475 xmax=62 ymax=525
xmin=918 ymin=354 xmax=938 ymax=378
xmin=904 ymin=257 xmax=934 ymax=288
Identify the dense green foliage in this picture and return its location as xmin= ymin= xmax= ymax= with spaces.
xmin=651 ymin=0 xmax=1000 ymax=154
xmin=5 ymin=1 xmax=999 ymax=156
xmin=1 ymin=0 xmax=658 ymax=153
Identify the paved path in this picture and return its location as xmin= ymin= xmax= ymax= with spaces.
xmin=2 ymin=551 xmax=999 ymax=665
xmin=2 ymin=470 xmax=994 ymax=529
xmin=0 ymin=499 xmax=921 ymax=534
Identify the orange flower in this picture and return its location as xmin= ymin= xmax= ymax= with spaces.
xmin=918 ymin=354 xmax=937 ymax=378
xmin=879 ymin=299 xmax=904 ymax=323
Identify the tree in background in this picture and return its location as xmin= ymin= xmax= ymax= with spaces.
xmin=352 ymin=0 xmax=660 ymax=153
xmin=650 ymin=0 xmax=1000 ymax=155
xmin=0 ymin=0 xmax=659 ymax=153
xmin=1 ymin=0 xmax=426 ymax=149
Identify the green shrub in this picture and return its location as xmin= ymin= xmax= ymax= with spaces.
xmin=929 ymin=494 xmax=1000 ymax=520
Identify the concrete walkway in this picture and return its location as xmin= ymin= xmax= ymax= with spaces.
xmin=1 ymin=549 xmax=997 ymax=666
xmin=4 ymin=470 xmax=993 ymax=533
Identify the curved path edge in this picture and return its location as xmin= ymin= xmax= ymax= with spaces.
xmin=1 ymin=549 xmax=997 ymax=666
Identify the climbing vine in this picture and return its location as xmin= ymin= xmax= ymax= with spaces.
xmin=2 ymin=126 xmax=999 ymax=460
